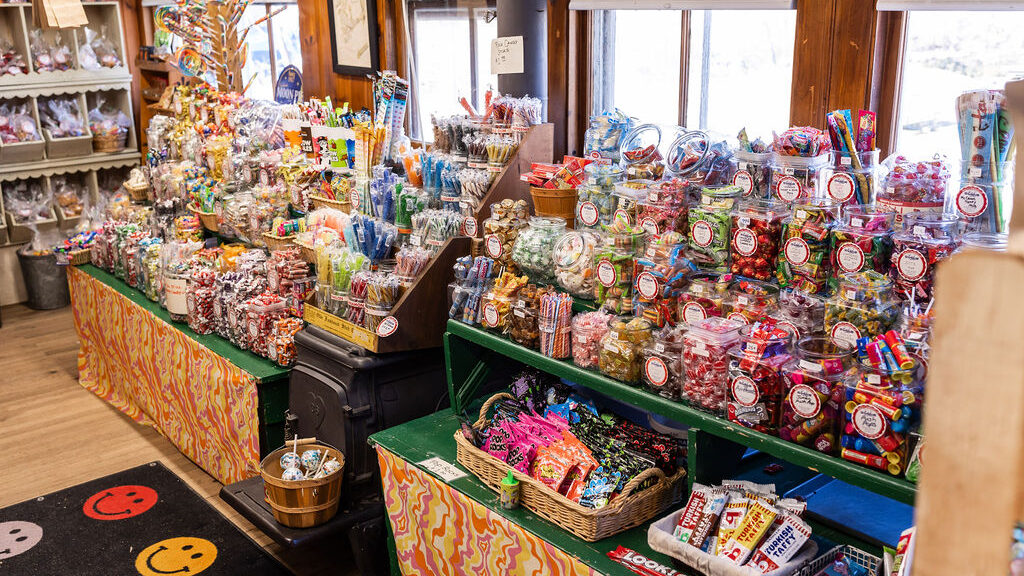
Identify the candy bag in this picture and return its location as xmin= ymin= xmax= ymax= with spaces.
xmin=0 ymin=40 xmax=27 ymax=76
xmin=0 ymin=101 xmax=42 ymax=143
xmin=89 ymin=26 xmax=121 ymax=68
xmin=39 ymin=97 xmax=87 ymax=138
xmin=3 ymin=178 xmax=52 ymax=224
xmin=52 ymin=174 xmax=87 ymax=217
xmin=88 ymin=96 xmax=131 ymax=137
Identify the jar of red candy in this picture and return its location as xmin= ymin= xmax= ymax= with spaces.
xmin=876 ymin=154 xmax=951 ymax=225
xmin=770 ymin=288 xmax=825 ymax=341
xmin=828 ymin=205 xmax=894 ymax=293
xmin=826 ymin=149 xmax=879 ymax=207
xmin=642 ymin=324 xmax=686 ymax=399
xmin=632 ymin=236 xmax=691 ymax=327
xmin=572 ymin=310 xmax=612 ymax=369
xmin=841 ymin=356 xmax=925 ymax=477
xmin=769 ymin=153 xmax=831 ymax=202
xmin=727 ymin=322 xmax=795 ymax=434
xmin=889 ymin=212 xmax=960 ymax=302
xmin=724 ymin=279 xmax=778 ymax=325
xmin=186 ymin=268 xmax=217 ymax=335
xmin=776 ymin=199 xmax=840 ymax=294
xmin=729 ymin=198 xmax=786 ymax=281
xmin=246 ymin=292 xmax=287 ymax=357
xmin=682 ymin=316 xmax=744 ymax=414
xmin=677 ymin=272 xmax=731 ymax=325
xmin=780 ymin=337 xmax=855 ymax=455
xmin=731 ymin=149 xmax=772 ymax=199
xmin=636 ymin=179 xmax=688 ymax=236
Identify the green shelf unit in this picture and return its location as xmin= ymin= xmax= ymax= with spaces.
xmin=444 ymin=319 xmax=916 ymax=506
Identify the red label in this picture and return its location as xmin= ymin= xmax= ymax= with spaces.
xmin=852 ymin=403 xmax=887 ymax=439
xmin=788 ymin=384 xmax=821 ymax=418
xmin=681 ymin=302 xmax=707 ymax=324
xmin=836 ymin=242 xmax=865 ymax=273
xmin=578 ymin=201 xmax=599 ymax=226
xmin=827 ymin=172 xmax=856 ymax=203
xmin=733 ymin=170 xmax=754 ymax=196
xmin=731 ymin=375 xmax=759 ymax=407
xmin=644 ymin=357 xmax=669 ymax=387
xmin=377 ymin=316 xmax=399 ymax=337
xmin=691 ymin=220 xmax=714 ymax=248
xmin=636 ymin=271 xmax=659 ymax=299
xmin=485 ymin=234 xmax=503 ymax=258
xmin=463 ymin=217 xmax=478 ymax=237
xmin=776 ymin=175 xmax=802 ymax=202
xmin=784 ymin=237 xmax=810 ymax=266
xmin=639 ymin=217 xmax=660 ymax=236
xmin=896 ymin=249 xmax=928 ymax=281
xmin=597 ymin=259 xmax=617 ymax=287
xmin=830 ymin=321 xmax=861 ymax=347
xmin=483 ymin=303 xmax=499 ymax=327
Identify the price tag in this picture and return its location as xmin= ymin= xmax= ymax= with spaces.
xmin=418 ymin=457 xmax=467 ymax=482
xmin=799 ymin=359 xmax=824 ymax=373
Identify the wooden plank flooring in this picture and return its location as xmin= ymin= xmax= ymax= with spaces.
xmin=0 ymin=304 xmax=357 ymax=575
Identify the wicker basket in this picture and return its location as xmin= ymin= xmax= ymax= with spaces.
xmin=188 ymin=203 xmax=219 ymax=232
xmin=530 ymin=186 xmax=577 ymax=229
xmin=93 ymin=131 xmax=128 ymax=153
xmin=69 ymin=249 xmax=91 ymax=266
xmin=261 ymin=438 xmax=345 ymax=528
xmin=294 ymin=239 xmax=316 ymax=264
xmin=124 ymin=181 xmax=149 ymax=203
xmin=309 ymin=194 xmax=351 ymax=213
xmin=263 ymin=232 xmax=297 ymax=252
xmin=454 ymin=393 xmax=686 ymax=542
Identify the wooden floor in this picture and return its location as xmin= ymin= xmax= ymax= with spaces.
xmin=0 ymin=304 xmax=357 ymax=575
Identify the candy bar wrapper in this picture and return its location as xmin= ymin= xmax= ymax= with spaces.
xmin=718 ymin=500 xmax=778 ymax=565
xmin=747 ymin=512 xmax=811 ymax=574
xmin=673 ymin=484 xmax=710 ymax=542
xmin=893 ymin=526 xmax=916 ymax=576
xmin=687 ymin=488 xmax=729 ymax=549
xmin=776 ymin=498 xmax=807 ymax=518
xmin=715 ymin=494 xmax=749 ymax=555
xmin=607 ymin=546 xmax=682 ymax=576
xmin=722 ymin=479 xmax=776 ymax=497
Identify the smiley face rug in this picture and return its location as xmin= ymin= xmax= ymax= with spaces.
xmin=0 ymin=462 xmax=289 ymax=575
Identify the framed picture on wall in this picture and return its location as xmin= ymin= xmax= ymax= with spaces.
xmin=327 ymin=0 xmax=380 ymax=76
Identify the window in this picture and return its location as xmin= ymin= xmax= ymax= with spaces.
xmin=591 ymin=8 xmax=795 ymax=137
xmin=897 ymin=11 xmax=1024 ymax=162
xmin=406 ymin=1 xmax=497 ymax=140
xmin=239 ymin=1 xmax=302 ymax=100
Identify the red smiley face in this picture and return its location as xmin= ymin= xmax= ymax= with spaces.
xmin=83 ymin=485 xmax=159 ymax=520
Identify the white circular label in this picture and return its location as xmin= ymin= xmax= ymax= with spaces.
xmin=597 ymin=259 xmax=617 ymax=287
xmin=267 ymin=268 xmax=280 ymax=291
xmin=896 ymin=249 xmax=928 ymax=282
xmin=955 ymin=184 xmax=988 ymax=218
xmin=691 ymin=220 xmax=714 ymax=248
xmin=784 ymin=237 xmax=811 ymax=266
xmin=248 ymin=318 xmax=259 ymax=338
xmin=483 ymin=302 xmax=499 ymax=327
xmin=852 ymin=403 xmax=887 ymax=439
xmin=485 ymin=234 xmax=503 ymax=258
xmin=727 ymin=312 xmax=749 ymax=325
xmin=639 ymin=217 xmax=660 ymax=236
xmin=788 ymin=384 xmax=821 ymax=419
xmin=776 ymin=320 xmax=799 ymax=340
xmin=733 ymin=170 xmax=754 ymax=196
xmin=731 ymin=375 xmax=759 ymax=407
xmin=260 ymin=170 xmax=270 ymax=187
xmin=830 ymin=321 xmax=861 ymax=347
xmin=578 ymin=201 xmax=599 ymax=226
xmin=645 ymin=357 xmax=669 ymax=387
xmin=268 ymin=340 xmax=278 ymax=361
xmin=613 ymin=208 xmax=631 ymax=225
xmin=777 ymin=175 xmax=802 ymax=202
xmin=463 ymin=217 xmax=478 ymax=237
xmin=682 ymin=302 xmax=707 ymax=324
xmin=733 ymin=228 xmax=758 ymax=257
xmin=827 ymin=172 xmax=856 ymax=203
xmin=186 ymin=292 xmax=196 ymax=315
xmin=377 ymin=316 xmax=399 ymax=337
xmin=836 ymin=242 xmax=865 ymax=273
xmin=636 ymin=271 xmax=659 ymax=299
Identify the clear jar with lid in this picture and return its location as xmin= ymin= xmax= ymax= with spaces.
xmin=688 ymin=185 xmax=744 ymax=272
xmin=594 ymin=228 xmax=646 ymax=314
xmin=827 ymin=150 xmax=880 ymax=207
xmin=889 ymin=212 xmax=960 ymax=302
xmin=576 ymin=163 xmax=623 ymax=229
xmin=636 ymin=179 xmax=688 ymax=236
xmin=723 ymin=279 xmax=778 ymax=326
xmin=642 ymin=324 xmax=686 ymax=399
xmin=612 ymin=180 xmax=649 ymax=227
xmin=876 ymin=154 xmax=951 ymax=225
xmin=511 ymin=216 xmax=566 ymax=284
xmin=729 ymin=198 xmax=786 ymax=281
xmin=682 ymin=316 xmax=745 ymax=414
xmin=480 ymin=291 xmax=514 ymax=334
xmin=898 ymin=300 xmax=932 ymax=359
xmin=666 ymin=130 xmax=735 ymax=191
xmin=959 ymin=231 xmax=1008 ymax=252
xmin=619 ymin=123 xmax=666 ymax=181
xmin=770 ymin=288 xmax=825 ymax=341
xmin=598 ymin=316 xmax=653 ymax=383
xmin=780 ymin=337 xmax=855 ymax=454
xmin=824 ymin=271 xmax=899 ymax=348
xmin=510 ymin=284 xmax=545 ymax=349
xmin=769 ymin=152 xmax=831 ymax=202
xmin=553 ymin=229 xmax=603 ymax=299
xmin=482 ymin=199 xmax=530 ymax=272
xmin=828 ymin=205 xmax=894 ymax=293
xmin=777 ymin=199 xmax=840 ymax=294
xmin=677 ymin=272 xmax=730 ymax=325
xmin=841 ymin=356 xmax=925 ymax=477
xmin=572 ymin=310 xmax=612 ymax=369
xmin=731 ymin=149 xmax=772 ymax=199
xmin=584 ymin=111 xmax=631 ymax=161
xmin=727 ymin=323 xmax=795 ymax=434
xmin=632 ymin=239 xmax=690 ymax=327
xmin=948 ymin=161 xmax=1012 ymax=234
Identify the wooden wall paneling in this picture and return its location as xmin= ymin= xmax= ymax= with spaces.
xmin=567 ymin=9 xmax=589 ymax=155
xmin=871 ymin=10 xmax=906 ymax=157
xmin=825 ymin=0 xmax=877 ymax=116
xmin=298 ymin=0 xmax=329 ymax=99
xmin=789 ymin=0 xmax=836 ymax=128
xmin=119 ymin=0 xmax=142 ymax=151
xmin=548 ymin=0 xmax=569 ymax=159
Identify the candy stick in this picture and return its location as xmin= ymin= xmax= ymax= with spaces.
xmin=833 ymin=113 xmax=871 ymax=204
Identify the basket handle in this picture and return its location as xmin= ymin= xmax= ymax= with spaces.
xmin=615 ymin=467 xmax=667 ymax=502
xmin=474 ymin=393 xmax=515 ymax=428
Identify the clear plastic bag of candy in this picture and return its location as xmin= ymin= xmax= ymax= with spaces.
xmin=88 ymin=96 xmax=131 ymax=137
xmin=87 ymin=26 xmax=121 ymax=68
xmin=52 ymin=174 xmax=87 ymax=218
xmin=30 ymin=30 xmax=71 ymax=72
xmin=3 ymin=178 xmax=52 ymax=224
xmin=0 ymin=101 xmax=42 ymax=143
xmin=38 ymin=97 xmax=87 ymax=138
xmin=0 ymin=39 xmax=27 ymax=76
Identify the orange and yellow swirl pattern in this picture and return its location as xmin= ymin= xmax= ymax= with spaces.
xmin=69 ymin=266 xmax=261 ymax=484
xmin=376 ymin=447 xmax=601 ymax=576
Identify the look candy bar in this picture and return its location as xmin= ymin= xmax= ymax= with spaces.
xmin=607 ymin=546 xmax=682 ymax=576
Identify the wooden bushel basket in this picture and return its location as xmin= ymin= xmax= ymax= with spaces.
xmin=912 ymin=79 xmax=1024 ymax=575
xmin=260 ymin=438 xmax=346 ymax=528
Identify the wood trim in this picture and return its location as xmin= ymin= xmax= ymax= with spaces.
xmin=872 ymin=9 xmax=906 ymax=157
xmin=678 ymin=10 xmax=691 ymax=127
xmin=789 ymin=0 xmax=836 ymax=128
xmin=825 ymin=0 xmax=877 ymax=116
xmin=548 ymin=0 xmax=570 ymax=159
xmin=567 ymin=9 xmax=586 ymax=155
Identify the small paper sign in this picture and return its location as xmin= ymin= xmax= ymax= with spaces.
xmin=418 ymin=457 xmax=467 ymax=482
xmin=491 ymin=36 xmax=524 ymax=75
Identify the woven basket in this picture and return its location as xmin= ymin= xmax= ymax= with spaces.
xmin=124 ymin=181 xmax=149 ymax=203
xmin=454 ymin=392 xmax=686 ymax=542
xmin=188 ymin=203 xmax=219 ymax=232
xmin=294 ymin=239 xmax=316 ymax=264
xmin=69 ymin=249 xmax=91 ymax=266
xmin=530 ymin=186 xmax=577 ymax=229
xmin=261 ymin=438 xmax=345 ymax=528
xmin=309 ymin=194 xmax=351 ymax=213
xmin=93 ymin=131 xmax=127 ymax=153
xmin=263 ymin=232 xmax=297 ymax=252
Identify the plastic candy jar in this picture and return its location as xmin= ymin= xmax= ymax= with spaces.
xmin=576 ymin=162 xmax=623 ymax=229
xmin=727 ymin=322 xmax=795 ymax=434
xmin=723 ymin=279 xmax=778 ymax=326
xmin=824 ymin=271 xmax=899 ymax=348
xmin=876 ymin=155 xmax=951 ymax=225
xmin=776 ymin=199 xmax=840 ymax=294
xmin=642 ymin=324 xmax=686 ymax=399
xmin=770 ymin=288 xmax=825 ymax=341
xmin=511 ymin=216 xmax=566 ymax=284
xmin=572 ymin=310 xmax=612 ymax=369
xmin=688 ymin=185 xmax=744 ymax=272
xmin=682 ymin=316 xmax=744 ymax=414
xmin=632 ymin=236 xmax=692 ymax=327
xmin=889 ymin=212 xmax=960 ymax=302
xmin=827 ymin=150 xmax=879 ymax=207
xmin=677 ymin=272 xmax=731 ymax=325
xmin=828 ymin=205 xmax=894 ymax=293
xmin=780 ymin=337 xmax=855 ymax=454
xmin=553 ymin=229 xmax=603 ymax=299
xmin=598 ymin=316 xmax=653 ymax=384
xmin=729 ymin=198 xmax=786 ymax=281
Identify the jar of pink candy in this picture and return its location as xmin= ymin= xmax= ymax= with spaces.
xmin=571 ymin=310 xmax=611 ymax=369
xmin=682 ymin=316 xmax=744 ymax=414
xmin=876 ymin=154 xmax=952 ymax=225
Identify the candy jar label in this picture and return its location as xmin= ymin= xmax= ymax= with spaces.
xmin=248 ymin=318 xmax=259 ymax=338
xmin=463 ymin=217 xmax=478 ymax=237
xmin=731 ymin=375 xmax=759 ymax=407
xmin=636 ymin=271 xmax=659 ymax=299
xmin=681 ymin=302 xmax=707 ymax=324
xmin=852 ymin=403 xmax=887 ymax=439
xmin=350 ymin=187 xmax=361 ymax=210
xmin=645 ymin=357 xmax=669 ymax=387
xmin=897 ymin=249 xmax=928 ymax=281
xmin=830 ymin=321 xmax=861 ymax=347
xmin=692 ymin=220 xmax=714 ymax=248
xmin=485 ymin=234 xmax=503 ymax=258
xmin=827 ymin=172 xmax=855 ymax=203
xmin=165 ymin=277 xmax=188 ymax=315
xmin=613 ymin=208 xmax=631 ymax=225
xmin=597 ymin=259 xmax=617 ymax=287
xmin=260 ymin=170 xmax=270 ymax=187
xmin=639 ymin=217 xmax=659 ymax=236
xmin=377 ymin=316 xmax=399 ymax=337
xmin=789 ymin=384 xmax=821 ymax=418
xmin=733 ymin=170 xmax=754 ymax=196
xmin=727 ymin=312 xmax=749 ymax=325
xmin=733 ymin=228 xmax=758 ymax=257
xmin=777 ymin=176 xmax=802 ymax=202
xmin=784 ymin=237 xmax=811 ymax=266
xmin=836 ymin=242 xmax=865 ymax=273
xmin=955 ymin=184 xmax=987 ymax=218
xmin=777 ymin=320 xmax=799 ymax=339
xmin=578 ymin=202 xmax=599 ymax=226
xmin=483 ymin=303 xmax=499 ymax=327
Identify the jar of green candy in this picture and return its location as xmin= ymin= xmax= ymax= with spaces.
xmin=688 ymin=184 xmax=744 ymax=272
xmin=511 ymin=216 xmax=566 ymax=284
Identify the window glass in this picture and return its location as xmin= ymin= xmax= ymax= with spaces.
xmin=239 ymin=5 xmax=273 ymax=99
xmin=412 ymin=8 xmax=471 ymax=138
xmin=474 ymin=8 xmax=499 ymax=104
xmin=271 ymin=4 xmax=303 ymax=74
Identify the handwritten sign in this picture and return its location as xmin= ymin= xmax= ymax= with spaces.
xmin=418 ymin=457 xmax=467 ymax=482
xmin=491 ymin=36 xmax=524 ymax=75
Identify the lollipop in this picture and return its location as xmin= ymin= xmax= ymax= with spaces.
xmin=281 ymin=467 xmax=305 ymax=481
xmin=279 ymin=452 xmax=300 ymax=469
xmin=300 ymin=449 xmax=322 ymax=471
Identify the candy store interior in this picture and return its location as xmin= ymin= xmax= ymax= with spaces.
xmin=1 ymin=0 xmax=1021 ymax=574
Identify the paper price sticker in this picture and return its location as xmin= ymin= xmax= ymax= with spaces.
xmin=578 ymin=202 xmax=599 ymax=226
xmin=784 ymin=237 xmax=811 ymax=266
xmin=636 ymin=271 xmax=659 ymax=299
xmin=418 ymin=457 xmax=468 ymax=482
xmin=485 ymin=234 xmax=503 ymax=258
xmin=827 ymin=172 xmax=855 ymax=203
xmin=733 ymin=170 xmax=754 ymax=196
xmin=733 ymin=228 xmax=758 ymax=257
xmin=789 ymin=384 xmax=822 ymax=418
xmin=691 ymin=220 xmax=714 ymax=248
xmin=830 ymin=321 xmax=861 ymax=347
xmin=681 ymin=302 xmax=707 ymax=324
xmin=644 ymin=357 xmax=669 ymax=387
xmin=836 ymin=242 xmax=865 ymax=273
xmin=955 ymin=184 xmax=988 ymax=218
xmin=852 ymin=404 xmax=887 ymax=439
xmin=776 ymin=176 xmax=802 ymax=202
xmin=896 ymin=249 xmax=928 ymax=281
xmin=463 ymin=217 xmax=478 ymax=237
xmin=376 ymin=316 xmax=399 ymax=337
xmin=597 ymin=259 xmax=617 ymax=287
xmin=731 ymin=376 xmax=759 ymax=407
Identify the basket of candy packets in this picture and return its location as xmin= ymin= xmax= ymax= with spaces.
xmin=647 ymin=480 xmax=819 ymax=575
xmin=454 ymin=371 xmax=687 ymax=541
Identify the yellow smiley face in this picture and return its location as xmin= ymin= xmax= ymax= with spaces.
xmin=135 ymin=537 xmax=218 ymax=576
